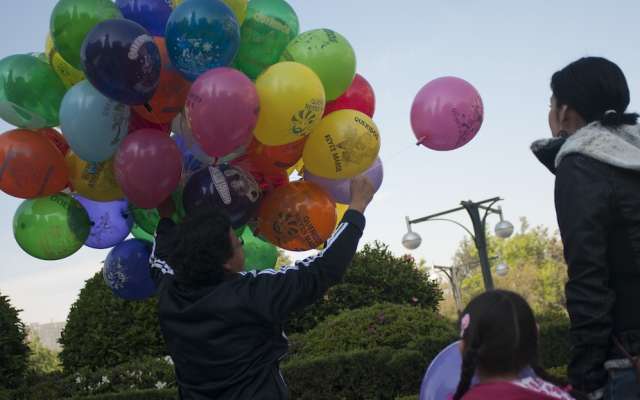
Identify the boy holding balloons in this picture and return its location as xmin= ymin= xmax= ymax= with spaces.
xmin=149 ymin=176 xmax=375 ymax=399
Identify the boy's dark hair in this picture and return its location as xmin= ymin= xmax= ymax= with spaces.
xmin=551 ymin=56 xmax=638 ymax=126
xmin=167 ymin=207 xmax=233 ymax=288
xmin=453 ymin=290 xmax=560 ymax=400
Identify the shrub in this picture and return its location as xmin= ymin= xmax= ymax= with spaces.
xmin=290 ymin=303 xmax=456 ymax=359
xmin=60 ymin=273 xmax=167 ymax=373
xmin=283 ymin=348 xmax=425 ymax=400
xmin=537 ymin=310 xmax=571 ymax=369
xmin=286 ymin=243 xmax=442 ymax=334
xmin=0 ymin=293 xmax=29 ymax=389
xmin=70 ymin=389 xmax=178 ymax=400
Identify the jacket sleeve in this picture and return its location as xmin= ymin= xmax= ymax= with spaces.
xmin=239 ymin=210 xmax=366 ymax=323
xmin=554 ymin=155 xmax=615 ymax=393
xmin=149 ymin=218 xmax=178 ymax=287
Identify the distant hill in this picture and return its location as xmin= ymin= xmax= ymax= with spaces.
xmin=27 ymin=322 xmax=65 ymax=352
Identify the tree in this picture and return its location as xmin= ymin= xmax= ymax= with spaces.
xmin=0 ymin=292 xmax=29 ymax=389
xmin=27 ymin=333 xmax=62 ymax=374
xmin=443 ymin=218 xmax=567 ymax=316
xmin=59 ymin=272 xmax=166 ymax=373
xmin=285 ymin=242 xmax=443 ymax=334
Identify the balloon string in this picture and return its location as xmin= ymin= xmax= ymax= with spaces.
xmin=384 ymin=142 xmax=416 ymax=164
xmin=143 ymin=102 xmax=153 ymax=113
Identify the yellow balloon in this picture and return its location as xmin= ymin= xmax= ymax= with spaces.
xmin=303 ymin=110 xmax=381 ymax=179
xmin=287 ymin=158 xmax=304 ymax=176
xmin=66 ymin=152 xmax=124 ymax=202
xmin=254 ymin=62 xmax=325 ymax=146
xmin=172 ymin=0 xmax=246 ymax=23
xmin=45 ymin=34 xmax=85 ymax=88
xmin=335 ymin=202 xmax=349 ymax=225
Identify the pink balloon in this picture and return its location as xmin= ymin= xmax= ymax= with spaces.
xmin=114 ymin=129 xmax=182 ymax=208
xmin=185 ymin=67 xmax=259 ymax=158
xmin=411 ymin=77 xmax=484 ymax=151
xmin=304 ymin=157 xmax=384 ymax=204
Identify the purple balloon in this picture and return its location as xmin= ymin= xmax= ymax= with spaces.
xmin=411 ymin=77 xmax=484 ymax=151
xmin=75 ymin=196 xmax=133 ymax=249
xmin=103 ymin=239 xmax=156 ymax=300
xmin=116 ymin=0 xmax=172 ymax=37
xmin=182 ymin=164 xmax=261 ymax=229
xmin=420 ymin=341 xmax=536 ymax=400
xmin=303 ymin=157 xmax=383 ymax=204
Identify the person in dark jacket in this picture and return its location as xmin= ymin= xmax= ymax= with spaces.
xmin=532 ymin=57 xmax=640 ymax=400
xmin=149 ymin=176 xmax=375 ymax=400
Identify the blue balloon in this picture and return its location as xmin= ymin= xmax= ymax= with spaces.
xmin=165 ymin=0 xmax=240 ymax=81
xmin=60 ymin=81 xmax=131 ymax=162
xmin=116 ymin=0 xmax=173 ymax=36
xmin=173 ymin=133 xmax=207 ymax=177
xmin=103 ymin=239 xmax=157 ymax=300
xmin=75 ymin=196 xmax=133 ymax=249
xmin=81 ymin=19 xmax=161 ymax=105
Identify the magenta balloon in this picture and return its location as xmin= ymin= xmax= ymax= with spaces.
xmin=114 ymin=129 xmax=182 ymax=208
xmin=186 ymin=67 xmax=259 ymax=157
xmin=410 ymin=77 xmax=484 ymax=151
xmin=304 ymin=157 xmax=383 ymax=204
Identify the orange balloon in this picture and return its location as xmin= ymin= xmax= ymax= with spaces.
xmin=257 ymin=181 xmax=336 ymax=251
xmin=38 ymin=128 xmax=70 ymax=156
xmin=0 ymin=129 xmax=69 ymax=199
xmin=248 ymin=137 xmax=306 ymax=170
xmin=133 ymin=37 xmax=190 ymax=124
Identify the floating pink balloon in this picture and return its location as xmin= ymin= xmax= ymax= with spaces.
xmin=304 ymin=157 xmax=383 ymax=204
xmin=411 ymin=77 xmax=483 ymax=151
xmin=186 ymin=67 xmax=259 ymax=158
xmin=114 ymin=129 xmax=182 ymax=208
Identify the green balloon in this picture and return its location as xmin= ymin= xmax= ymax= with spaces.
xmin=0 ymin=54 xmax=67 ymax=128
xmin=234 ymin=0 xmax=299 ymax=80
xmin=50 ymin=0 xmax=123 ymax=69
xmin=13 ymin=194 xmax=91 ymax=260
xmin=129 ymin=206 xmax=161 ymax=235
xmin=131 ymin=223 xmax=154 ymax=243
xmin=130 ymin=189 xmax=186 ymax=235
xmin=281 ymin=29 xmax=356 ymax=100
xmin=242 ymin=227 xmax=278 ymax=271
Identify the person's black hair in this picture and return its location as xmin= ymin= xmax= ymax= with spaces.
xmin=551 ymin=56 xmax=638 ymax=127
xmin=167 ymin=207 xmax=233 ymax=288
xmin=453 ymin=290 xmax=562 ymax=400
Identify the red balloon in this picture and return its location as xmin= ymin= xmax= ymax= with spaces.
xmin=128 ymin=110 xmax=171 ymax=136
xmin=0 ymin=129 xmax=69 ymax=198
xmin=114 ymin=129 xmax=182 ymax=208
xmin=246 ymin=137 xmax=305 ymax=170
xmin=38 ymin=128 xmax=70 ymax=155
xmin=232 ymin=154 xmax=289 ymax=194
xmin=324 ymin=74 xmax=375 ymax=118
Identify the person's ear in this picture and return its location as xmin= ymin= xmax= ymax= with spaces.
xmin=558 ymin=104 xmax=569 ymax=127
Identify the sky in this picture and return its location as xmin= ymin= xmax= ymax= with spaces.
xmin=1 ymin=0 xmax=639 ymax=323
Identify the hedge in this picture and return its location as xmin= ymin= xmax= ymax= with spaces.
xmin=70 ymin=389 xmax=178 ymax=400
xmin=283 ymin=348 xmax=426 ymax=400
xmin=537 ymin=311 xmax=571 ymax=369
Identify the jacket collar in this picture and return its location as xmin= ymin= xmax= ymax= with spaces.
xmin=531 ymin=122 xmax=640 ymax=174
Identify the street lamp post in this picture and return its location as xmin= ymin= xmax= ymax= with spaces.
xmin=403 ymin=197 xmax=513 ymax=291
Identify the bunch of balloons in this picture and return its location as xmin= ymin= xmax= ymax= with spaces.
xmin=0 ymin=0 xmax=384 ymax=300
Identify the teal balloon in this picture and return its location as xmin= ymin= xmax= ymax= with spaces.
xmin=0 ymin=54 xmax=67 ymax=128
xmin=242 ymin=227 xmax=278 ymax=271
xmin=60 ymin=81 xmax=130 ymax=162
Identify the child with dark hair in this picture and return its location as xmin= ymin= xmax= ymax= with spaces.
xmin=453 ymin=290 xmax=575 ymax=400
xmin=149 ymin=176 xmax=375 ymax=400
xmin=532 ymin=56 xmax=640 ymax=400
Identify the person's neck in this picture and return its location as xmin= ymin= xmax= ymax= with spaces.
xmin=477 ymin=371 xmax=520 ymax=384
